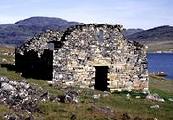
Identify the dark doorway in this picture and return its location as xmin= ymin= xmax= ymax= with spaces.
xmin=94 ymin=66 xmax=109 ymax=91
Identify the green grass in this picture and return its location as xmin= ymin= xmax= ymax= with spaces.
xmin=2 ymin=76 xmax=173 ymax=120
xmin=0 ymin=67 xmax=22 ymax=80
xmin=98 ymin=91 xmax=173 ymax=120
xmin=0 ymin=45 xmax=14 ymax=63
xmin=0 ymin=104 xmax=10 ymax=119
xmin=28 ymin=78 xmax=173 ymax=120
xmin=146 ymin=41 xmax=173 ymax=52
xmin=38 ymin=101 xmax=115 ymax=120
xmin=27 ymin=79 xmax=64 ymax=96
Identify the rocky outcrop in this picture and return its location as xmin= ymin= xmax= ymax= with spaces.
xmin=0 ymin=76 xmax=80 ymax=119
xmin=0 ymin=76 xmax=49 ymax=113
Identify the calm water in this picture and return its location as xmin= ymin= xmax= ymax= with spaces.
xmin=147 ymin=53 xmax=173 ymax=80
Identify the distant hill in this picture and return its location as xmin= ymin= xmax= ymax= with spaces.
xmin=123 ymin=28 xmax=144 ymax=36
xmin=0 ymin=17 xmax=79 ymax=45
xmin=126 ymin=25 xmax=173 ymax=43
xmin=15 ymin=16 xmax=78 ymax=27
xmin=0 ymin=17 xmax=173 ymax=48
xmin=126 ymin=25 xmax=173 ymax=51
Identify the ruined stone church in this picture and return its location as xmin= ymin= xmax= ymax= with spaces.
xmin=15 ymin=24 xmax=148 ymax=92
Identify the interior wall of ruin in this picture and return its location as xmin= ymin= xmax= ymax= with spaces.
xmin=15 ymin=30 xmax=63 ymax=80
xmin=15 ymin=49 xmax=53 ymax=80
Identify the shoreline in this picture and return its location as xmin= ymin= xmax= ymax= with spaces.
xmin=147 ymin=51 xmax=173 ymax=54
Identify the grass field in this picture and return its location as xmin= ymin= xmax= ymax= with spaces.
xmin=0 ymin=46 xmax=173 ymax=120
xmin=146 ymin=41 xmax=173 ymax=52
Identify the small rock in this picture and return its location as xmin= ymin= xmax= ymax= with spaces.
xmin=150 ymin=105 xmax=159 ymax=109
xmin=122 ymin=113 xmax=131 ymax=120
xmin=2 ymin=58 xmax=7 ymax=62
xmin=126 ymin=93 xmax=130 ymax=99
xmin=103 ymin=91 xmax=110 ymax=97
xmin=91 ymin=105 xmax=115 ymax=118
xmin=146 ymin=93 xmax=165 ymax=102
xmin=168 ymin=98 xmax=173 ymax=102
xmin=62 ymin=90 xmax=79 ymax=103
xmin=146 ymin=118 xmax=158 ymax=120
xmin=1 ymin=82 xmax=16 ymax=91
xmin=93 ymin=94 xmax=101 ymax=99
xmin=47 ymin=81 xmax=54 ymax=86
xmin=0 ymin=76 xmax=9 ymax=82
xmin=135 ymin=96 xmax=141 ymax=99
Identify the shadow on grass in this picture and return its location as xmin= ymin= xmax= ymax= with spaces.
xmin=0 ymin=63 xmax=51 ymax=80
xmin=0 ymin=63 xmax=16 ymax=71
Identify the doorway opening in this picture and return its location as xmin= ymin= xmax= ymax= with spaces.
xmin=94 ymin=66 xmax=109 ymax=91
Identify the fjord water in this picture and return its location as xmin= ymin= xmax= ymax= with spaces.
xmin=147 ymin=53 xmax=173 ymax=80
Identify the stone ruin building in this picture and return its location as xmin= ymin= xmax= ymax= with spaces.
xmin=15 ymin=24 xmax=149 ymax=92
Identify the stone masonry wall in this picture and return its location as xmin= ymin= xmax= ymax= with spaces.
xmin=52 ymin=24 xmax=148 ymax=92
xmin=16 ymin=30 xmax=63 ymax=57
xmin=15 ymin=30 xmax=62 ymax=80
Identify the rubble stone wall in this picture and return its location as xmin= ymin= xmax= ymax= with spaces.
xmin=15 ymin=24 xmax=148 ymax=92
xmin=15 ymin=30 xmax=62 ymax=80
xmin=53 ymin=24 xmax=149 ymax=92
xmin=16 ymin=30 xmax=63 ymax=57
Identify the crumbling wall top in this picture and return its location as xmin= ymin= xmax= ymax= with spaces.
xmin=16 ymin=24 xmax=146 ymax=56
xmin=16 ymin=30 xmax=63 ymax=56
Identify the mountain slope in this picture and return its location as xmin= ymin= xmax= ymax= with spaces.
xmin=15 ymin=16 xmax=78 ymax=27
xmin=126 ymin=25 xmax=173 ymax=42
xmin=0 ymin=17 xmax=79 ymax=45
xmin=126 ymin=25 xmax=173 ymax=51
xmin=123 ymin=28 xmax=144 ymax=36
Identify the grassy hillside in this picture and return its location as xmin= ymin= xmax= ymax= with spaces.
xmin=146 ymin=41 xmax=173 ymax=52
xmin=0 ymin=46 xmax=173 ymax=120
xmin=126 ymin=25 xmax=173 ymax=52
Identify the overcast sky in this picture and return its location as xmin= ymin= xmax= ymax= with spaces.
xmin=0 ymin=0 xmax=172 ymax=29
